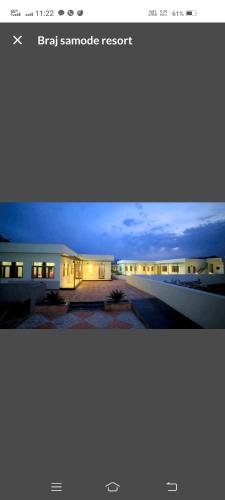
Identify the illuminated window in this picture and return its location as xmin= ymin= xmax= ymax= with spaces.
xmin=75 ymin=264 xmax=79 ymax=279
xmin=16 ymin=262 xmax=23 ymax=278
xmin=0 ymin=262 xmax=11 ymax=278
xmin=99 ymin=264 xmax=105 ymax=279
xmin=32 ymin=264 xmax=43 ymax=278
xmin=75 ymin=260 xmax=82 ymax=279
xmin=172 ymin=265 xmax=179 ymax=273
xmin=46 ymin=266 xmax=55 ymax=279
xmin=62 ymin=262 xmax=71 ymax=277
xmin=32 ymin=262 xmax=55 ymax=279
xmin=162 ymin=266 xmax=167 ymax=272
xmin=0 ymin=261 xmax=23 ymax=278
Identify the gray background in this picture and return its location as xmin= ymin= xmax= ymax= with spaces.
xmin=0 ymin=23 xmax=225 ymax=499
xmin=1 ymin=23 xmax=225 ymax=200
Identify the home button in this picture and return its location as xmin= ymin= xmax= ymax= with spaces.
xmin=105 ymin=482 xmax=120 ymax=493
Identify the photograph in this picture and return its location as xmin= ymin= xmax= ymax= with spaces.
xmin=0 ymin=201 xmax=225 ymax=330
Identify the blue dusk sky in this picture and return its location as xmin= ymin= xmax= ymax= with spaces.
xmin=0 ymin=202 xmax=225 ymax=260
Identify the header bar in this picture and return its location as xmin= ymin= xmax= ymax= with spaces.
xmin=1 ymin=0 xmax=225 ymax=22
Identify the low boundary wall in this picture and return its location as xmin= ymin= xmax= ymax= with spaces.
xmin=127 ymin=276 xmax=225 ymax=329
xmin=133 ymin=274 xmax=225 ymax=285
xmin=0 ymin=282 xmax=46 ymax=312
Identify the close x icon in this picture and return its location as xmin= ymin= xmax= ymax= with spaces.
xmin=12 ymin=34 xmax=23 ymax=44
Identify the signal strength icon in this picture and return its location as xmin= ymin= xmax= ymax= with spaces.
xmin=10 ymin=9 xmax=21 ymax=16
xmin=25 ymin=11 xmax=34 ymax=16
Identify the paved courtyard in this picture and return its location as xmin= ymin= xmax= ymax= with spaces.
xmin=16 ymin=280 xmax=199 ymax=330
xmin=59 ymin=280 xmax=151 ymax=302
xmin=17 ymin=281 xmax=149 ymax=329
xmin=17 ymin=310 xmax=145 ymax=329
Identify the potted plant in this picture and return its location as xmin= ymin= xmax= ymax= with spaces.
xmin=104 ymin=289 xmax=132 ymax=311
xmin=34 ymin=290 xmax=69 ymax=315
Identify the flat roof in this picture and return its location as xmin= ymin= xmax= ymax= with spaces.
xmin=117 ymin=257 xmax=224 ymax=264
xmin=0 ymin=243 xmax=114 ymax=261
xmin=117 ymin=259 xmax=186 ymax=264
xmin=0 ymin=242 xmax=78 ymax=256
xmin=117 ymin=260 xmax=154 ymax=264
xmin=155 ymin=259 xmax=186 ymax=264
xmin=80 ymin=254 xmax=114 ymax=261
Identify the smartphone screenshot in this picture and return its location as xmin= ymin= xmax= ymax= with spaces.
xmin=0 ymin=1 xmax=225 ymax=499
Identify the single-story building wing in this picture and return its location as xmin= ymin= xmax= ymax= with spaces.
xmin=0 ymin=243 xmax=114 ymax=289
xmin=117 ymin=257 xmax=225 ymax=276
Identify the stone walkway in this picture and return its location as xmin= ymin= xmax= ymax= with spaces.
xmin=17 ymin=310 xmax=145 ymax=329
xmin=59 ymin=280 xmax=150 ymax=302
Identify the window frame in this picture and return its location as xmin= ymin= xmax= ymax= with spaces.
xmin=32 ymin=262 xmax=55 ymax=279
xmin=0 ymin=261 xmax=24 ymax=279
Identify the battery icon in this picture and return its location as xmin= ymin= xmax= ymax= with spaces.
xmin=186 ymin=10 xmax=197 ymax=15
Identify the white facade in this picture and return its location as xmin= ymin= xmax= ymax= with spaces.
xmin=117 ymin=257 xmax=225 ymax=276
xmin=0 ymin=243 xmax=114 ymax=289
xmin=1 ymin=243 xmax=224 ymax=289
xmin=81 ymin=255 xmax=112 ymax=281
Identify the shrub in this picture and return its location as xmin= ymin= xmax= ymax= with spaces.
xmin=46 ymin=290 xmax=65 ymax=305
xmin=107 ymin=289 xmax=126 ymax=303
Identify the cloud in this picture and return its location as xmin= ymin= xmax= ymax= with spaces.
xmin=111 ymin=220 xmax=225 ymax=260
xmin=200 ymin=214 xmax=215 ymax=221
xmin=123 ymin=218 xmax=142 ymax=227
xmin=1 ymin=203 xmax=225 ymax=261
xmin=151 ymin=224 xmax=170 ymax=233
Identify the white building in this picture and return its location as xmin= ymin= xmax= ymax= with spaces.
xmin=117 ymin=257 xmax=225 ymax=276
xmin=0 ymin=243 xmax=114 ymax=289
xmin=0 ymin=243 xmax=224 ymax=289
